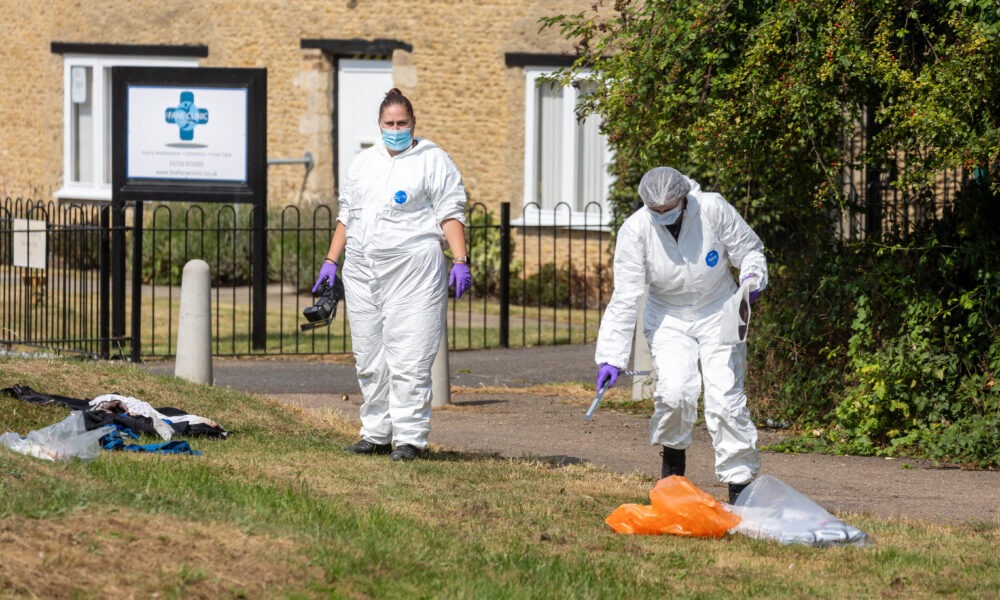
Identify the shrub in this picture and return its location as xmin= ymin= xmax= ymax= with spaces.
xmin=268 ymin=204 xmax=336 ymax=292
xmin=510 ymin=262 xmax=608 ymax=310
xmin=752 ymin=179 xmax=1000 ymax=467
xmin=462 ymin=207 xmax=519 ymax=297
xmin=137 ymin=202 xmax=336 ymax=288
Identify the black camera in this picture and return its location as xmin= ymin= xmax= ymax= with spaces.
xmin=301 ymin=276 xmax=345 ymax=331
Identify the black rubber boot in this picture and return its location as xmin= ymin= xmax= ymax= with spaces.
xmin=660 ymin=446 xmax=686 ymax=478
xmin=728 ymin=482 xmax=749 ymax=504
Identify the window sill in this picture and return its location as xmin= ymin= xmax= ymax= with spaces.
xmin=53 ymin=186 xmax=112 ymax=203
xmin=511 ymin=205 xmax=612 ymax=232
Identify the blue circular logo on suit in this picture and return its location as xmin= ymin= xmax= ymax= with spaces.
xmin=393 ymin=190 xmax=408 ymax=204
xmin=705 ymin=250 xmax=719 ymax=267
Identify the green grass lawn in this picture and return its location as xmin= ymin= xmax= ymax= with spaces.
xmin=0 ymin=356 xmax=997 ymax=599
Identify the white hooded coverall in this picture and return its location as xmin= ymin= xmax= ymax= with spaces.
xmin=339 ymin=138 xmax=466 ymax=449
xmin=595 ymin=177 xmax=768 ymax=484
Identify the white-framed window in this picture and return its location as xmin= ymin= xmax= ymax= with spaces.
xmin=518 ymin=67 xmax=613 ymax=229
xmin=55 ymin=54 xmax=199 ymax=202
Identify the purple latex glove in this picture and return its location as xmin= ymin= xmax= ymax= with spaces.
xmin=312 ymin=261 xmax=338 ymax=294
xmin=596 ymin=363 xmax=619 ymax=389
xmin=740 ymin=273 xmax=761 ymax=305
xmin=449 ymin=263 xmax=472 ymax=299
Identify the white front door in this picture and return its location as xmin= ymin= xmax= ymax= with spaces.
xmin=337 ymin=59 xmax=393 ymax=192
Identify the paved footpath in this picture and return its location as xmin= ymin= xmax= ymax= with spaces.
xmin=143 ymin=344 xmax=999 ymax=526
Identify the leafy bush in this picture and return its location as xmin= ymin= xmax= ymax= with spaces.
xmin=267 ymin=204 xmax=336 ymax=292
xmin=138 ymin=203 xmax=254 ymax=286
xmin=752 ymin=180 xmax=1000 ymax=467
xmin=463 ymin=208 xmax=519 ymax=297
xmin=137 ymin=203 xmax=336 ymax=288
xmin=510 ymin=262 xmax=609 ymax=310
xmin=136 ymin=203 xmax=524 ymax=298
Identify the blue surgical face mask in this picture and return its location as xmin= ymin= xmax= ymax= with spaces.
xmin=649 ymin=204 xmax=683 ymax=226
xmin=382 ymin=128 xmax=413 ymax=152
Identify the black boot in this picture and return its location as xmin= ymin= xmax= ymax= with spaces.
xmin=660 ymin=446 xmax=686 ymax=478
xmin=390 ymin=444 xmax=421 ymax=462
xmin=728 ymin=482 xmax=749 ymax=504
xmin=345 ymin=439 xmax=392 ymax=455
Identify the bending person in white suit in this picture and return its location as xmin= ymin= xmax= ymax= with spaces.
xmin=594 ymin=166 xmax=768 ymax=503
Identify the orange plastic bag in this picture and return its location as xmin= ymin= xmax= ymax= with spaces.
xmin=604 ymin=503 xmax=670 ymax=535
xmin=605 ymin=476 xmax=741 ymax=538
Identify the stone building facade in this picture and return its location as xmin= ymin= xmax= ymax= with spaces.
xmin=0 ymin=0 xmax=615 ymax=230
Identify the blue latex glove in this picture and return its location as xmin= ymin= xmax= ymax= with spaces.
xmin=312 ymin=261 xmax=338 ymax=294
xmin=740 ymin=273 xmax=761 ymax=305
xmin=449 ymin=263 xmax=472 ymax=299
xmin=596 ymin=363 xmax=619 ymax=389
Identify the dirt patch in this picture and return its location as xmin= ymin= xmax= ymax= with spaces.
xmin=0 ymin=511 xmax=320 ymax=599
xmin=277 ymin=384 xmax=1000 ymax=526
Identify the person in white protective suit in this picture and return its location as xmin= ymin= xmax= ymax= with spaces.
xmin=313 ymin=88 xmax=472 ymax=462
xmin=594 ymin=166 xmax=768 ymax=504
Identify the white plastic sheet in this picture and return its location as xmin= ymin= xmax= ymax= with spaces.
xmin=719 ymin=278 xmax=756 ymax=345
xmin=0 ymin=411 xmax=113 ymax=461
xmin=728 ymin=475 xmax=872 ymax=546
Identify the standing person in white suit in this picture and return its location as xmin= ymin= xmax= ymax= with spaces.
xmin=594 ymin=166 xmax=768 ymax=503
xmin=313 ymin=88 xmax=472 ymax=462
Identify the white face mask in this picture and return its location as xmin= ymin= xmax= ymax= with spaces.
xmin=649 ymin=204 xmax=683 ymax=226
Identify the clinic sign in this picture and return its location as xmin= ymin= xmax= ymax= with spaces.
xmin=127 ymin=87 xmax=245 ymax=182
xmin=112 ymin=67 xmax=266 ymax=203
xmin=110 ymin=67 xmax=268 ymax=360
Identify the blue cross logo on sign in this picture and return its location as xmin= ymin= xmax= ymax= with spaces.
xmin=164 ymin=91 xmax=209 ymax=141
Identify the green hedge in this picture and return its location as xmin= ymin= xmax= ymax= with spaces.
xmin=136 ymin=203 xmax=335 ymax=290
xmin=751 ymin=180 xmax=1000 ymax=467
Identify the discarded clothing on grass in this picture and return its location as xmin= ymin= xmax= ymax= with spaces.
xmin=606 ymin=476 xmax=741 ymax=538
xmin=0 ymin=411 xmax=113 ymax=461
xmin=1 ymin=414 xmax=200 ymax=460
xmin=1 ymin=385 xmax=228 ymax=439
xmin=1 ymin=385 xmax=217 ymax=460
xmin=727 ymin=475 xmax=873 ymax=547
xmin=100 ymin=425 xmax=202 ymax=455
xmin=1 ymin=385 xmax=92 ymax=410
xmin=90 ymin=393 xmax=227 ymax=440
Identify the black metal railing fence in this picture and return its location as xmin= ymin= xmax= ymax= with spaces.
xmin=0 ymin=198 xmax=110 ymax=357
xmin=1 ymin=197 xmax=617 ymax=360
xmin=1 ymin=136 xmax=969 ymax=362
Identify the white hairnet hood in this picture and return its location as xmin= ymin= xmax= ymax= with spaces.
xmin=638 ymin=167 xmax=692 ymax=210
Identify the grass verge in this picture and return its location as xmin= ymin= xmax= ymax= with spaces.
xmin=0 ymin=356 xmax=997 ymax=599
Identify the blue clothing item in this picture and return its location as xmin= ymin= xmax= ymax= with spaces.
xmin=100 ymin=427 xmax=202 ymax=455
xmin=114 ymin=426 xmax=140 ymax=441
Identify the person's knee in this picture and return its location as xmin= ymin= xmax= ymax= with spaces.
xmin=654 ymin=377 xmax=699 ymax=406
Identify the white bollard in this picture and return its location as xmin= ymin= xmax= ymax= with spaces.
xmin=431 ymin=301 xmax=450 ymax=407
xmin=632 ymin=287 xmax=655 ymax=401
xmin=174 ymin=259 xmax=213 ymax=385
